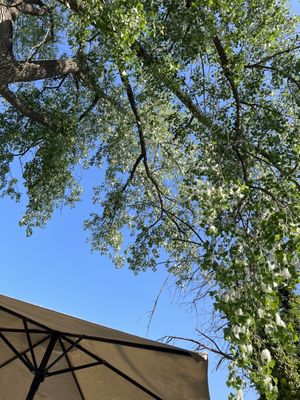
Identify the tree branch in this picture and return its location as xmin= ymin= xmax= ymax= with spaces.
xmin=135 ymin=44 xmax=215 ymax=131
xmin=11 ymin=137 xmax=44 ymax=157
xmin=0 ymin=86 xmax=51 ymax=126
xmin=162 ymin=334 xmax=233 ymax=361
xmin=11 ymin=59 xmax=80 ymax=84
xmin=14 ymin=1 xmax=48 ymax=16
xmin=244 ymin=64 xmax=300 ymax=90
xmin=78 ymin=94 xmax=99 ymax=121
xmin=56 ymin=0 xmax=217 ymax=131
xmin=120 ymin=71 xmax=165 ymax=211
xmin=121 ymin=153 xmax=143 ymax=193
xmin=245 ymin=43 xmax=300 ymax=67
xmin=146 ymin=276 xmax=169 ymax=336
xmin=213 ymin=36 xmax=241 ymax=139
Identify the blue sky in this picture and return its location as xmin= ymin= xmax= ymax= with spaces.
xmin=1 ymin=2 xmax=299 ymax=399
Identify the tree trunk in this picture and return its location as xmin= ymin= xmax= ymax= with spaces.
xmin=0 ymin=0 xmax=80 ymax=126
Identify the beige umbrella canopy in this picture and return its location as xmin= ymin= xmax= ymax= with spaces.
xmin=0 ymin=294 xmax=210 ymax=400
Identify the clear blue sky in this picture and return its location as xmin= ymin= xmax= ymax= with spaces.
xmin=1 ymin=2 xmax=299 ymax=399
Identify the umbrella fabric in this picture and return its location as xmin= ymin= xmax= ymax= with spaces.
xmin=0 ymin=294 xmax=210 ymax=400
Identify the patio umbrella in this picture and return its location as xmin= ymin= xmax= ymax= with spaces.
xmin=0 ymin=294 xmax=210 ymax=400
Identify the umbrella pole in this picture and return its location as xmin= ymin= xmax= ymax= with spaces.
xmin=26 ymin=334 xmax=58 ymax=400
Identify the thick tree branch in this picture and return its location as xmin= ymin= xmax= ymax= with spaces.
xmin=0 ymin=0 xmax=81 ymax=124
xmin=135 ymin=44 xmax=215 ymax=130
xmin=0 ymin=86 xmax=50 ymax=126
xmin=13 ymin=1 xmax=48 ymax=16
xmin=10 ymin=59 xmax=80 ymax=84
xmin=213 ymin=36 xmax=241 ymax=139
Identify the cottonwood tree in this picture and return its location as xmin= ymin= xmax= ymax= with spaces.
xmin=0 ymin=1 xmax=299 ymax=398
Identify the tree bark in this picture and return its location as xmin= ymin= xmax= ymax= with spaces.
xmin=0 ymin=0 xmax=14 ymax=60
xmin=11 ymin=59 xmax=80 ymax=84
xmin=0 ymin=86 xmax=51 ymax=126
xmin=0 ymin=0 xmax=80 ymax=126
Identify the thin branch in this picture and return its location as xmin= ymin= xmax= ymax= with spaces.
xmin=245 ymin=44 xmax=300 ymax=67
xmin=196 ymin=329 xmax=231 ymax=358
xmin=165 ymin=209 xmax=204 ymax=244
xmin=11 ymin=138 xmax=44 ymax=157
xmin=41 ymin=75 xmax=68 ymax=92
xmin=119 ymin=72 xmax=202 ymax=242
xmin=240 ymin=100 xmax=282 ymax=115
xmin=244 ymin=64 xmax=300 ymax=89
xmin=78 ymin=94 xmax=99 ymax=121
xmin=256 ymin=148 xmax=300 ymax=190
xmin=146 ymin=276 xmax=169 ymax=336
xmin=248 ymin=184 xmax=284 ymax=205
xmin=27 ymin=27 xmax=51 ymax=61
xmin=120 ymin=71 xmax=164 ymax=212
xmin=162 ymin=334 xmax=233 ymax=361
xmin=172 ymin=237 xmax=202 ymax=246
xmin=121 ymin=154 xmax=143 ymax=193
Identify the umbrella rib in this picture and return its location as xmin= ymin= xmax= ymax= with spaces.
xmin=26 ymin=334 xmax=58 ymax=400
xmin=0 ymin=332 xmax=34 ymax=372
xmin=23 ymin=320 xmax=38 ymax=370
xmin=46 ymin=361 xmax=103 ymax=376
xmin=63 ymin=333 xmax=192 ymax=357
xmin=59 ymin=338 xmax=86 ymax=400
xmin=63 ymin=336 xmax=164 ymax=400
xmin=46 ymin=336 xmax=83 ymax=371
xmin=0 ymin=334 xmax=51 ymax=370
xmin=23 ymin=351 xmax=33 ymax=367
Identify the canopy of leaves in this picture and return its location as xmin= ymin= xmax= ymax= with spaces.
xmin=0 ymin=1 xmax=299 ymax=398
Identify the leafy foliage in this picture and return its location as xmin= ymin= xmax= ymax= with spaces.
xmin=1 ymin=0 xmax=300 ymax=398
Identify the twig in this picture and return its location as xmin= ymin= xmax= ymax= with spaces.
xmin=146 ymin=275 xmax=169 ymax=336
xmin=162 ymin=334 xmax=233 ymax=361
